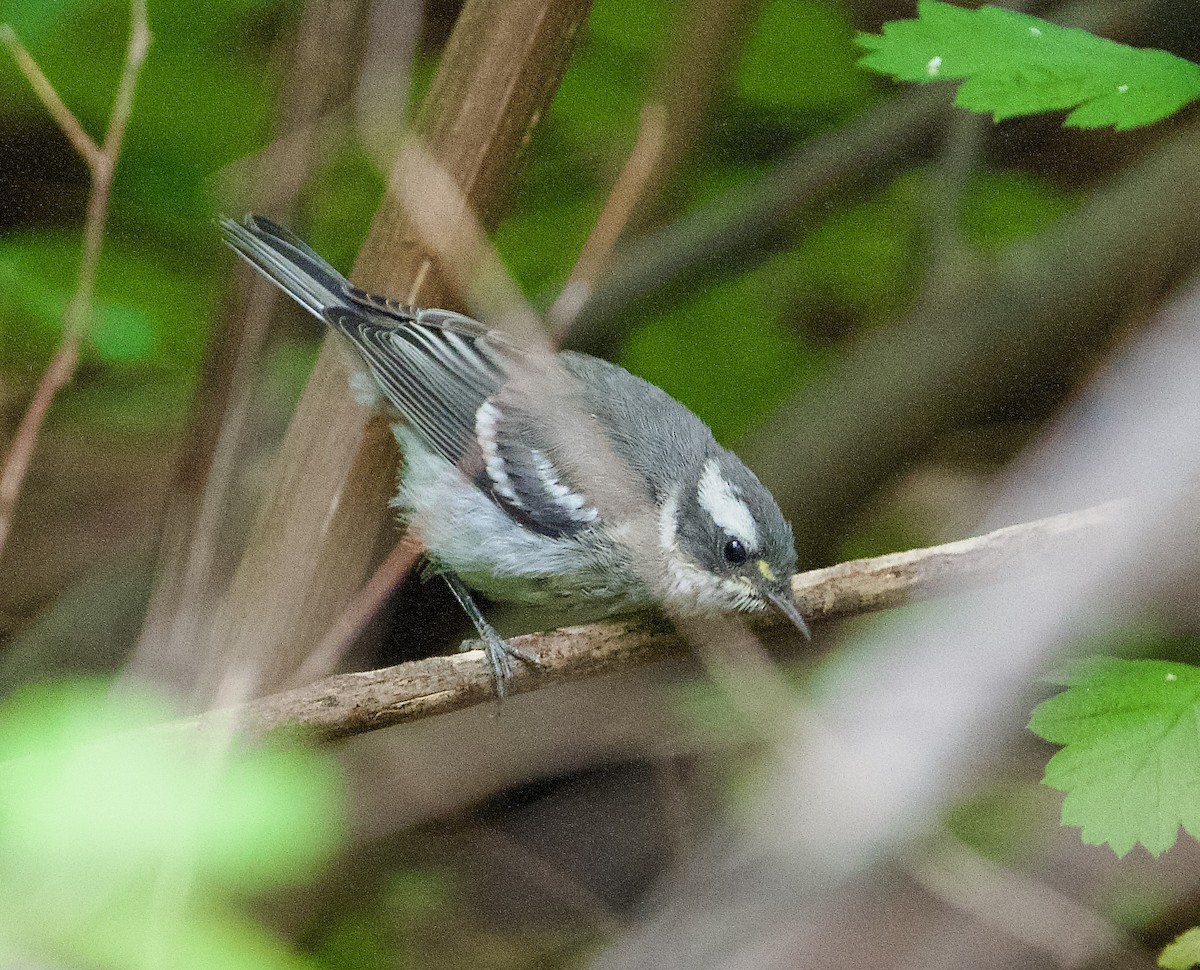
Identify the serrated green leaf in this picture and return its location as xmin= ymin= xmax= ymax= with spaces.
xmin=1161 ymin=927 xmax=1200 ymax=970
xmin=857 ymin=0 xmax=1200 ymax=130
xmin=1028 ymin=658 xmax=1200 ymax=857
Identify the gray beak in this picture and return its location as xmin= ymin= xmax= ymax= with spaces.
xmin=763 ymin=586 xmax=811 ymax=641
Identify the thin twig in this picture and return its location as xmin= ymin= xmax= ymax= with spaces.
xmin=289 ymin=533 xmax=424 ymax=686
xmin=0 ymin=2 xmax=151 ymax=564
xmin=549 ymin=103 xmax=668 ymax=336
xmin=0 ymin=24 xmax=101 ymax=168
xmin=167 ymin=501 xmax=1121 ymax=742
xmin=0 ymin=345 xmax=80 ymax=556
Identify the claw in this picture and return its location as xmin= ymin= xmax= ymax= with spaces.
xmin=445 ymin=573 xmax=541 ymax=698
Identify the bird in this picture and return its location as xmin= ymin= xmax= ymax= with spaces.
xmin=220 ymin=214 xmax=810 ymax=696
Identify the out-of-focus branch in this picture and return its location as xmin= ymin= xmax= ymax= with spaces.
xmin=743 ymin=116 xmax=1200 ymax=562
xmin=629 ymin=0 xmax=761 ymax=230
xmin=131 ymin=0 xmax=368 ymax=697
xmin=205 ymin=0 xmax=595 ymax=696
xmin=563 ymin=85 xmax=951 ymax=358
xmin=550 ymin=103 xmax=668 ymax=335
xmin=564 ymin=0 xmax=1160 ymax=360
xmin=173 ymin=501 xmax=1119 ymax=742
xmin=906 ymin=836 xmax=1154 ymax=969
xmin=0 ymin=1 xmax=151 ymax=563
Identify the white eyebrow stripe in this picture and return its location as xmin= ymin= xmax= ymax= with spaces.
xmin=697 ymin=458 xmax=759 ymax=549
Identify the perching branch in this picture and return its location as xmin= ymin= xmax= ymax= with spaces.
xmin=0 ymin=1 xmax=151 ymax=563
xmin=177 ymin=500 xmax=1120 ymax=742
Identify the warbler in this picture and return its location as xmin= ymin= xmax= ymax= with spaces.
xmin=221 ymin=215 xmax=809 ymax=695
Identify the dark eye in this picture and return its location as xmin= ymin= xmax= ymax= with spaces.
xmin=723 ymin=538 xmax=748 ymax=565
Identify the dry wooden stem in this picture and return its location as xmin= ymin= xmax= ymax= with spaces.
xmin=289 ymin=534 xmax=424 ymax=686
xmin=291 ymin=101 xmax=672 ymax=680
xmin=0 ymin=2 xmax=150 ymax=563
xmin=549 ymin=103 xmax=668 ymax=334
xmin=174 ymin=501 xmax=1120 ymax=742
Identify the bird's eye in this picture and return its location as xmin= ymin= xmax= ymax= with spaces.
xmin=723 ymin=538 xmax=748 ymax=565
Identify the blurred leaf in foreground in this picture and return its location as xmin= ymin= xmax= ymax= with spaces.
xmin=857 ymin=0 xmax=1200 ymax=130
xmin=0 ymin=678 xmax=344 ymax=969
xmin=1029 ymin=657 xmax=1200 ymax=857
xmin=1161 ymin=927 xmax=1200 ymax=970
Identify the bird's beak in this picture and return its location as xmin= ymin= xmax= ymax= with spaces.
xmin=763 ymin=586 xmax=811 ymax=641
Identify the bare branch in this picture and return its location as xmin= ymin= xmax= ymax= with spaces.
xmin=549 ymin=103 xmax=668 ymax=335
xmin=288 ymin=534 xmax=424 ymax=686
xmin=173 ymin=501 xmax=1119 ymax=742
xmin=0 ymin=24 xmax=101 ymax=168
xmin=0 ymin=1 xmax=151 ymax=565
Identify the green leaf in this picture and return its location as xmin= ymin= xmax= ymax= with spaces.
xmin=1028 ymin=658 xmax=1200 ymax=856
xmin=1161 ymin=927 xmax=1200 ymax=970
xmin=0 ymin=678 xmax=344 ymax=969
xmin=856 ymin=0 xmax=1200 ymax=130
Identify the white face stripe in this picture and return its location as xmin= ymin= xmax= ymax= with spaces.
xmin=697 ymin=458 xmax=759 ymax=550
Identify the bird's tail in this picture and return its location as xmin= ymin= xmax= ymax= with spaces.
xmin=219 ymin=214 xmax=350 ymax=320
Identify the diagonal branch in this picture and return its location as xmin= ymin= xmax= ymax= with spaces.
xmin=0 ymin=0 xmax=151 ymax=564
xmin=172 ymin=501 xmax=1120 ymax=742
xmin=0 ymin=25 xmax=101 ymax=168
xmin=203 ymin=0 xmax=595 ymax=700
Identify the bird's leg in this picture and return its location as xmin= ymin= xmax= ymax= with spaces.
xmin=443 ymin=573 xmax=543 ymax=698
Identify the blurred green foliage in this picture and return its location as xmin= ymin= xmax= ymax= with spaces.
xmin=0 ymin=678 xmax=344 ymax=968
xmin=739 ymin=0 xmax=877 ymax=117
xmin=0 ymin=0 xmax=1083 ymax=462
xmin=0 ymin=0 xmax=1106 ymax=961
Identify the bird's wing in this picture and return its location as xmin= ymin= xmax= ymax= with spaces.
xmin=222 ymin=214 xmax=604 ymax=534
xmin=221 ymin=214 xmax=510 ymax=466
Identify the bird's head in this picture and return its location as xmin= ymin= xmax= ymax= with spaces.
xmin=657 ymin=453 xmax=808 ymax=638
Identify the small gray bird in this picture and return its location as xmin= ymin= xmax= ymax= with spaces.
xmin=221 ymin=215 xmax=809 ymax=695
